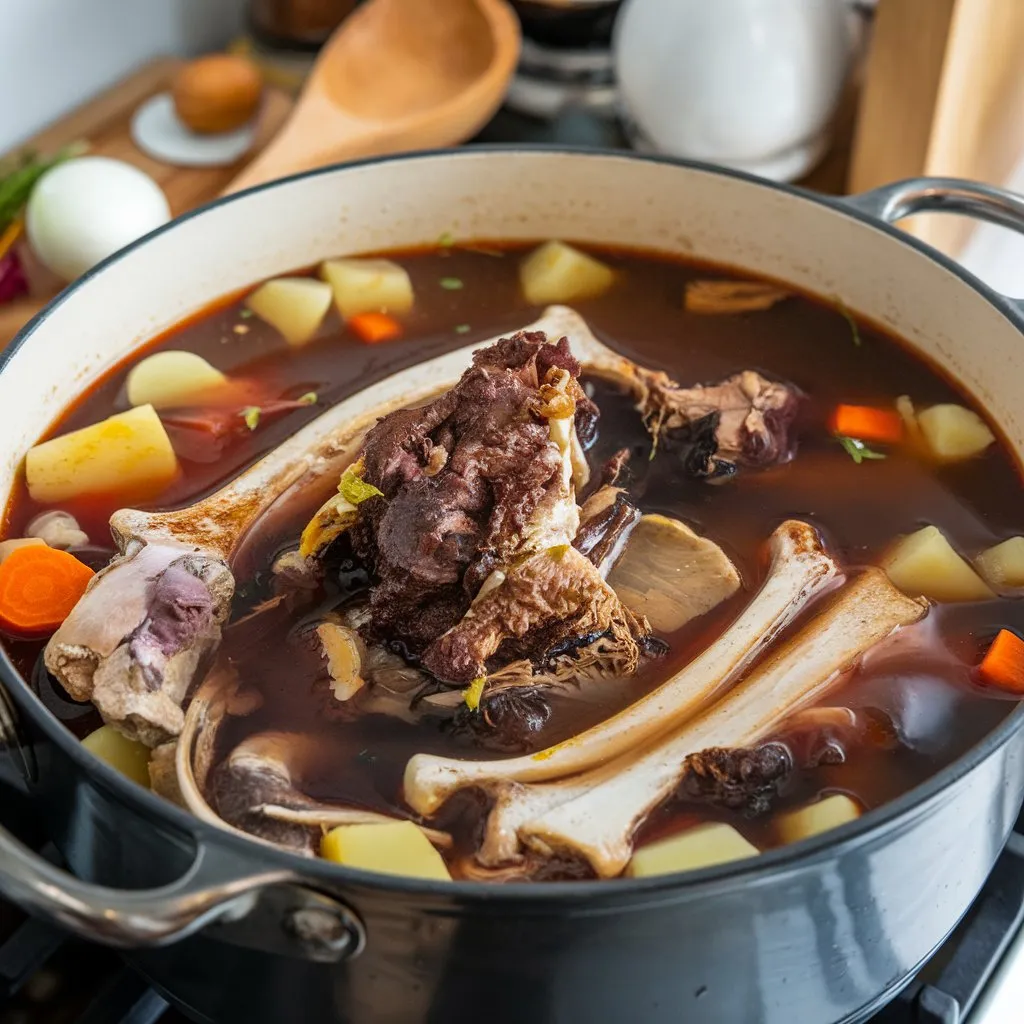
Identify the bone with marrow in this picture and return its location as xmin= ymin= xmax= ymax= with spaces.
xmin=487 ymin=569 xmax=926 ymax=877
xmin=403 ymin=519 xmax=837 ymax=815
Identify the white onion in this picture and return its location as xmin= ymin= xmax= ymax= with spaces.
xmin=26 ymin=157 xmax=170 ymax=281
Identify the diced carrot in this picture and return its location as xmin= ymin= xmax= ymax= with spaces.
xmin=978 ymin=629 xmax=1024 ymax=695
xmin=348 ymin=312 xmax=402 ymax=344
xmin=0 ymin=545 xmax=94 ymax=638
xmin=830 ymin=404 xmax=904 ymax=445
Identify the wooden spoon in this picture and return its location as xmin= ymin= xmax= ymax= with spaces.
xmin=226 ymin=0 xmax=521 ymax=193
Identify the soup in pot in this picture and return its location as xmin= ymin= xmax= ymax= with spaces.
xmin=4 ymin=239 xmax=1023 ymax=882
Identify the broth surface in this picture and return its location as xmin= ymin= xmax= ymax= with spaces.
xmin=6 ymin=243 xmax=1023 ymax=876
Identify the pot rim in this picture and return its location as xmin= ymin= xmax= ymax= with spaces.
xmin=4 ymin=144 xmax=1023 ymax=903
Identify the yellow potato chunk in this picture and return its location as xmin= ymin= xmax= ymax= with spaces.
xmin=519 ymin=241 xmax=615 ymax=306
xmin=0 ymin=538 xmax=45 ymax=563
xmin=26 ymin=404 xmax=179 ymax=504
xmin=321 ymin=821 xmax=451 ymax=881
xmin=917 ymin=403 xmax=995 ymax=462
xmin=246 ymin=277 xmax=333 ymax=346
xmin=125 ymin=350 xmax=227 ymax=409
xmin=882 ymin=525 xmax=994 ymax=602
xmin=82 ymin=725 xmax=151 ymax=787
xmin=626 ymin=822 xmax=759 ymax=878
xmin=319 ymin=258 xmax=414 ymax=319
xmin=776 ymin=795 xmax=861 ymax=845
xmin=976 ymin=536 xmax=1024 ymax=589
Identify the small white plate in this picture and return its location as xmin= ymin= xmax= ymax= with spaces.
xmin=131 ymin=93 xmax=256 ymax=168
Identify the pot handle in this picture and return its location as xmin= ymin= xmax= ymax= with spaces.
xmin=0 ymin=819 xmax=364 ymax=960
xmin=843 ymin=177 xmax=1024 ymax=308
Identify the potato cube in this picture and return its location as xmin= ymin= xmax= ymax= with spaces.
xmin=321 ymin=821 xmax=451 ymax=881
xmin=82 ymin=725 xmax=151 ymax=787
xmin=246 ymin=277 xmax=333 ymax=346
xmin=319 ymin=258 xmax=414 ymax=319
xmin=777 ymin=795 xmax=861 ymax=845
xmin=626 ymin=822 xmax=759 ymax=878
xmin=917 ymin=403 xmax=995 ymax=462
xmin=519 ymin=241 xmax=615 ymax=306
xmin=0 ymin=538 xmax=45 ymax=563
xmin=976 ymin=537 xmax=1024 ymax=589
xmin=126 ymin=350 xmax=227 ymax=409
xmin=882 ymin=525 xmax=994 ymax=602
xmin=26 ymin=405 xmax=179 ymax=504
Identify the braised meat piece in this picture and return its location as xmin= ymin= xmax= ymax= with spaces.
xmin=352 ymin=331 xmax=594 ymax=653
xmin=421 ymin=546 xmax=648 ymax=683
xmin=635 ymin=368 xmax=803 ymax=470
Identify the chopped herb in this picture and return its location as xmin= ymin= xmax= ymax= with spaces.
xmin=439 ymin=277 xmax=464 ymax=291
xmin=437 ymin=231 xmax=455 ymax=249
xmin=454 ymin=324 xmax=471 ymax=334
xmin=356 ymin=749 xmax=377 ymax=765
xmin=338 ymin=461 xmax=384 ymax=505
xmin=549 ymin=544 xmax=570 ymax=561
xmin=836 ymin=435 xmax=886 ymax=464
xmin=464 ymin=675 xmax=487 ymax=712
xmin=835 ymin=298 xmax=862 ymax=347
xmin=241 ymin=406 xmax=261 ymax=431
xmin=232 ymin=323 xmax=249 ymax=335
xmin=297 ymin=391 xmax=318 ymax=406
xmin=239 ymin=308 xmax=254 ymax=319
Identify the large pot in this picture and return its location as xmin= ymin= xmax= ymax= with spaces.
xmin=1 ymin=150 xmax=1024 ymax=1024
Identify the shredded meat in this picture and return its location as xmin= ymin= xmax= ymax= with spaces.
xmin=421 ymin=546 xmax=648 ymax=684
xmin=634 ymin=368 xmax=802 ymax=469
xmin=352 ymin=331 xmax=590 ymax=652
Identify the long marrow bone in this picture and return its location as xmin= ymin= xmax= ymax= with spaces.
xmin=474 ymin=569 xmax=926 ymax=873
xmin=404 ymin=519 xmax=840 ymax=815
xmin=46 ymin=307 xmax=619 ymax=742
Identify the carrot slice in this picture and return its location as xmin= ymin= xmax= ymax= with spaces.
xmin=978 ymin=629 xmax=1024 ymax=695
xmin=348 ymin=312 xmax=402 ymax=344
xmin=830 ymin=404 xmax=904 ymax=445
xmin=0 ymin=545 xmax=94 ymax=638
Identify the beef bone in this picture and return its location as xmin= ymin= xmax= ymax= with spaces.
xmin=404 ymin=519 xmax=839 ymax=815
xmin=513 ymin=568 xmax=927 ymax=877
xmin=45 ymin=305 xmax=620 ymax=744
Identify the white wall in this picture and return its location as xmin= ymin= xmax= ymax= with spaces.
xmin=0 ymin=0 xmax=246 ymax=151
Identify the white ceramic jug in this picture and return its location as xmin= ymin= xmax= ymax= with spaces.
xmin=614 ymin=0 xmax=858 ymax=181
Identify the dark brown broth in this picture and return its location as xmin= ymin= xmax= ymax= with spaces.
xmin=4 ymin=243 xmax=1023 ymax=872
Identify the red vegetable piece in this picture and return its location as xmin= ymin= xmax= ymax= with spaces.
xmin=978 ymin=629 xmax=1024 ymax=695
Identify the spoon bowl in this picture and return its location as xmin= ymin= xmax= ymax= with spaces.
xmin=227 ymin=0 xmax=520 ymax=193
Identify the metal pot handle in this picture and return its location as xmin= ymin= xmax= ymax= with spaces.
xmin=843 ymin=177 xmax=1024 ymax=311
xmin=0 ymin=796 xmax=363 ymax=960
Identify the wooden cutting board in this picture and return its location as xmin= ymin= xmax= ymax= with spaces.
xmin=0 ymin=57 xmax=294 ymax=346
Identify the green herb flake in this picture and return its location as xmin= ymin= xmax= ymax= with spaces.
xmin=239 ymin=308 xmax=254 ymax=319
xmin=241 ymin=406 xmax=261 ymax=431
xmin=439 ymin=277 xmax=464 ymax=291
xmin=837 ymin=435 xmax=886 ymax=464
xmin=437 ymin=231 xmax=455 ymax=249
xmin=297 ymin=391 xmax=318 ymax=406
xmin=835 ymin=298 xmax=862 ymax=347
xmin=338 ymin=463 xmax=384 ymax=505
xmin=0 ymin=141 xmax=87 ymax=234
xmin=549 ymin=544 xmax=570 ymax=561
xmin=454 ymin=324 xmax=471 ymax=335
xmin=464 ymin=676 xmax=487 ymax=712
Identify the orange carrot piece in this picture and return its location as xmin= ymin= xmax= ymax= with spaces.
xmin=978 ymin=629 xmax=1024 ymax=695
xmin=0 ymin=545 xmax=94 ymax=638
xmin=348 ymin=312 xmax=402 ymax=344
xmin=830 ymin=405 xmax=904 ymax=445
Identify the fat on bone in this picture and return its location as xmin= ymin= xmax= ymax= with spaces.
xmin=43 ymin=306 xmax=615 ymax=744
xmin=512 ymin=568 xmax=926 ymax=877
xmin=403 ymin=519 xmax=839 ymax=816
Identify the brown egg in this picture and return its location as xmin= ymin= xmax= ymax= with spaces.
xmin=172 ymin=54 xmax=264 ymax=135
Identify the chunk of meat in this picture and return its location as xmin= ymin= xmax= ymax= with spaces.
xmin=351 ymin=331 xmax=593 ymax=653
xmin=421 ymin=546 xmax=648 ymax=684
xmin=677 ymin=743 xmax=793 ymax=815
xmin=634 ymin=368 xmax=802 ymax=469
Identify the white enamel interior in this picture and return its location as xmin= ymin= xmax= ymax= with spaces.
xmin=2 ymin=150 xmax=1021 ymax=514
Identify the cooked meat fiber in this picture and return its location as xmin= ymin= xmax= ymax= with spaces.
xmin=352 ymin=331 xmax=622 ymax=666
xmin=635 ymin=368 xmax=803 ymax=470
